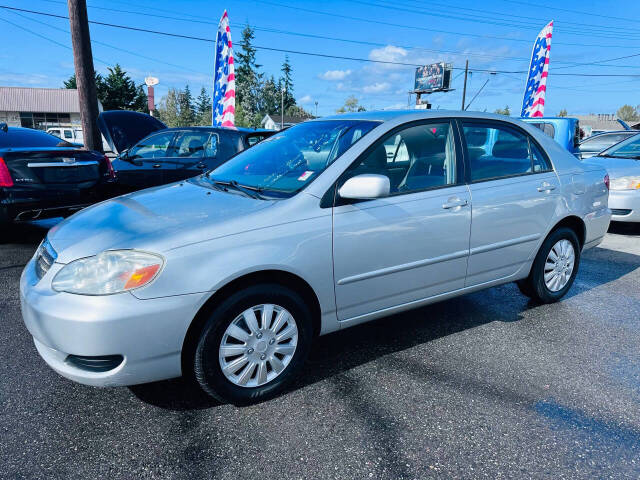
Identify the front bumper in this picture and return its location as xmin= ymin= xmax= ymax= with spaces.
xmin=20 ymin=257 xmax=208 ymax=387
xmin=609 ymin=189 xmax=640 ymax=223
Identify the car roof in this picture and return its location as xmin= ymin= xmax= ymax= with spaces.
xmin=162 ymin=126 xmax=273 ymax=134
xmin=317 ymin=109 xmax=530 ymax=124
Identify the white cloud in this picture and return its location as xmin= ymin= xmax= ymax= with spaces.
xmin=319 ymin=69 xmax=352 ymax=81
xmin=363 ymin=82 xmax=391 ymax=94
xmin=298 ymin=94 xmax=313 ymax=104
xmin=369 ymin=45 xmax=408 ymax=64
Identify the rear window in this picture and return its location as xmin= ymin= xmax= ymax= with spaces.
xmin=0 ymin=128 xmax=72 ymax=148
xmin=529 ymin=122 xmax=556 ymax=139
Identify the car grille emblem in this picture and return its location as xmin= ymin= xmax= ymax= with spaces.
xmin=62 ymin=157 xmax=76 ymax=164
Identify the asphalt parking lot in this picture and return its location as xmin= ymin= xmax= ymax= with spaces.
xmin=1 ymin=220 xmax=639 ymax=479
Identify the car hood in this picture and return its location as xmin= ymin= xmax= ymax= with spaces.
xmin=583 ymin=156 xmax=640 ymax=178
xmin=48 ymin=180 xmax=277 ymax=263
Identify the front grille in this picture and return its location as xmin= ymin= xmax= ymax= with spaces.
xmin=35 ymin=239 xmax=57 ymax=280
xmin=65 ymin=354 xmax=124 ymax=373
xmin=611 ymin=208 xmax=632 ymax=216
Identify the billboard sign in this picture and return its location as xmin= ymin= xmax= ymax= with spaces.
xmin=414 ymin=63 xmax=451 ymax=93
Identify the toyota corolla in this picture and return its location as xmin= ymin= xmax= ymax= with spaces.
xmin=21 ymin=111 xmax=610 ymax=404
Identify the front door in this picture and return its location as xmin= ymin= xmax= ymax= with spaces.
xmin=460 ymin=120 xmax=561 ymax=286
xmin=332 ymin=120 xmax=471 ymax=321
xmin=166 ymin=130 xmax=221 ymax=183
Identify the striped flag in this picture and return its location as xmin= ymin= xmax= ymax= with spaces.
xmin=212 ymin=10 xmax=235 ymax=127
xmin=521 ymin=21 xmax=553 ymax=118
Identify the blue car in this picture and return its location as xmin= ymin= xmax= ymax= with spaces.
xmin=521 ymin=117 xmax=581 ymax=157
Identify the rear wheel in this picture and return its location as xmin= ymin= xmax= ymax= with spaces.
xmin=517 ymin=227 xmax=580 ymax=303
xmin=193 ymin=284 xmax=313 ymax=404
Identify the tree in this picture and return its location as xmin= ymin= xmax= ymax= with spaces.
xmin=235 ymin=25 xmax=263 ymax=128
xmin=195 ymin=87 xmax=212 ymax=125
xmin=177 ymin=84 xmax=195 ymax=126
xmin=279 ymin=56 xmax=295 ymax=112
xmin=558 ymin=108 xmax=568 ymax=117
xmin=99 ymin=64 xmax=148 ymax=112
xmin=494 ymin=105 xmax=510 ymax=116
xmin=260 ymin=76 xmax=280 ymax=116
xmin=155 ymin=88 xmax=181 ymax=127
xmin=64 ymin=72 xmax=107 ymax=106
xmin=616 ymin=104 xmax=638 ymax=122
xmin=336 ymin=96 xmax=366 ymax=113
xmin=285 ymin=104 xmax=313 ymax=118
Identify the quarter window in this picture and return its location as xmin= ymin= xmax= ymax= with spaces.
xmin=461 ymin=123 xmax=548 ymax=182
xmin=344 ymin=122 xmax=457 ymax=194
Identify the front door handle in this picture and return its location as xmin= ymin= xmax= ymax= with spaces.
xmin=196 ymin=162 xmax=207 ymax=169
xmin=442 ymin=198 xmax=469 ymax=209
xmin=537 ymin=182 xmax=556 ymax=192
xmin=153 ymin=164 xmax=161 ymax=169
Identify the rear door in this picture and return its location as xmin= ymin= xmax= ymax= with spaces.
xmin=165 ymin=130 xmax=221 ymax=182
xmin=460 ymin=119 xmax=561 ymax=286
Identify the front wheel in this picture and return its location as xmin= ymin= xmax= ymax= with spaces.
xmin=193 ymin=284 xmax=313 ymax=404
xmin=517 ymin=227 xmax=581 ymax=303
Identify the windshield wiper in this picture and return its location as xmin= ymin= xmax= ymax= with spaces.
xmin=598 ymin=154 xmax=640 ymax=160
xmin=208 ymin=178 xmax=264 ymax=199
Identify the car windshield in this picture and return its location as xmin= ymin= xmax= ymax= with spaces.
xmin=0 ymin=128 xmax=73 ymax=148
xmin=598 ymin=133 xmax=640 ymax=159
xmin=203 ymin=119 xmax=380 ymax=196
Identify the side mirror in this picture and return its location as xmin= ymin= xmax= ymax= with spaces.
xmin=338 ymin=174 xmax=390 ymax=200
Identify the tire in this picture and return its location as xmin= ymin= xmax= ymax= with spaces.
xmin=193 ymin=284 xmax=313 ymax=404
xmin=517 ymin=227 xmax=581 ymax=304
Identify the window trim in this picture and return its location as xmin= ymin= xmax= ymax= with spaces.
xmin=457 ymin=118 xmax=554 ymax=185
xmin=325 ymin=118 xmax=465 ymax=208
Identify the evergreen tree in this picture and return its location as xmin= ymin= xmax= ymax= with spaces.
xmin=235 ymin=25 xmax=263 ymax=128
xmin=178 ymin=84 xmax=195 ymax=126
xmin=558 ymin=108 xmax=568 ymax=117
xmin=261 ymin=76 xmax=280 ymax=116
xmin=100 ymin=64 xmax=147 ymax=111
xmin=195 ymin=86 xmax=212 ymax=125
xmin=279 ymin=56 xmax=295 ymax=112
xmin=155 ymin=88 xmax=181 ymax=127
xmin=63 ymin=72 xmax=108 ymax=108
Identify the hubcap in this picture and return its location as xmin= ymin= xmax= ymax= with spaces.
xmin=544 ymin=239 xmax=575 ymax=292
xmin=218 ymin=304 xmax=298 ymax=388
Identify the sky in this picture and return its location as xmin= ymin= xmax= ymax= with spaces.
xmin=1 ymin=0 xmax=639 ymax=117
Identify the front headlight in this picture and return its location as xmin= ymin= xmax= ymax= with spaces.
xmin=52 ymin=250 xmax=164 ymax=295
xmin=609 ymin=176 xmax=640 ymax=191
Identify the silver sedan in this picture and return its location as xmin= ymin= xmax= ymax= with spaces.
xmin=21 ymin=111 xmax=611 ymax=404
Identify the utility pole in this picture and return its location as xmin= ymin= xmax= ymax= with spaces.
xmin=280 ymin=86 xmax=285 ymax=130
xmin=461 ymin=59 xmax=469 ymax=111
xmin=68 ymin=0 xmax=102 ymax=152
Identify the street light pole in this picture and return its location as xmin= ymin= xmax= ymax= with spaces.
xmin=67 ymin=0 xmax=102 ymax=152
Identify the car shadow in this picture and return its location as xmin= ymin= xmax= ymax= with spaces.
xmin=608 ymin=221 xmax=640 ymax=236
xmin=131 ymin=243 xmax=640 ymax=410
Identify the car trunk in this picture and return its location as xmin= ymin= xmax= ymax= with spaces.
xmin=5 ymin=149 xmax=104 ymax=186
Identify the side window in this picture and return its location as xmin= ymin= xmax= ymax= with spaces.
xmin=63 ymin=130 xmax=73 ymax=139
xmin=171 ymin=132 xmax=218 ymax=158
xmin=462 ymin=123 xmax=538 ymax=182
xmin=530 ymin=142 xmax=552 ymax=172
xmin=247 ymin=134 xmax=266 ymax=147
xmin=129 ymin=131 xmax=175 ymax=159
xmin=343 ymin=122 xmax=456 ymax=195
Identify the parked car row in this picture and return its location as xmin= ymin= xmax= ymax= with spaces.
xmin=0 ymin=112 xmax=273 ymax=230
xmin=21 ymin=110 xmax=611 ymax=404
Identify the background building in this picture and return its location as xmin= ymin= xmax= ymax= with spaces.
xmin=0 ymin=86 xmax=103 ymax=130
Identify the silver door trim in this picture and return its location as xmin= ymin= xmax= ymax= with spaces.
xmin=336 ymin=249 xmax=469 ymax=286
xmin=469 ymin=233 xmax=541 ymax=256
xmin=27 ymin=161 xmax=99 ymax=168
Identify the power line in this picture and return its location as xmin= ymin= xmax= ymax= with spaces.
xmin=255 ymin=0 xmax=640 ymax=50
xmin=2 ymin=5 xmax=640 ymax=78
xmin=16 ymin=3 xmax=640 ymax=70
xmin=497 ymin=0 xmax=640 ymax=26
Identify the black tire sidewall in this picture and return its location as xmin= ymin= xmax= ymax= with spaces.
xmin=194 ymin=284 xmax=313 ymax=404
xmin=531 ymin=227 xmax=581 ymax=303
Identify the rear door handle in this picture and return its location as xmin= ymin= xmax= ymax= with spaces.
xmin=442 ymin=198 xmax=468 ymax=209
xmin=537 ymin=182 xmax=556 ymax=192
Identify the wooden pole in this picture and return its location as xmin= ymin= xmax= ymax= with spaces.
xmin=68 ymin=0 xmax=103 ymax=152
xmin=461 ymin=60 xmax=469 ymax=111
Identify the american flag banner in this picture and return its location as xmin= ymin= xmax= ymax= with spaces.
xmin=521 ymin=21 xmax=553 ymax=118
xmin=212 ymin=10 xmax=235 ymax=127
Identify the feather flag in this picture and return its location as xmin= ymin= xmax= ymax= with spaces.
xmin=212 ymin=10 xmax=235 ymax=127
xmin=521 ymin=21 xmax=553 ymax=118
